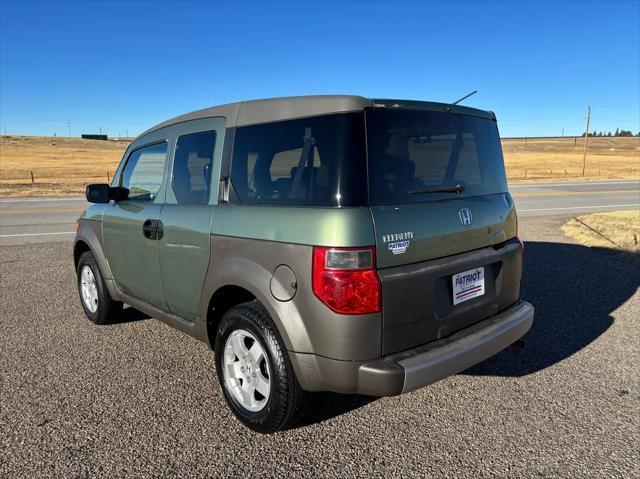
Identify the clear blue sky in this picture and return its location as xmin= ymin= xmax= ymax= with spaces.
xmin=1 ymin=0 xmax=638 ymax=138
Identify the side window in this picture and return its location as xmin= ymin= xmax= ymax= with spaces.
xmin=269 ymin=147 xmax=320 ymax=180
xmin=121 ymin=142 xmax=168 ymax=202
xmin=172 ymin=130 xmax=216 ymax=205
xmin=230 ymin=113 xmax=367 ymax=207
xmin=244 ymin=146 xmax=321 ymax=201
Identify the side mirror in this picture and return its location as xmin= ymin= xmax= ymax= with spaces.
xmin=85 ymin=184 xmax=129 ymax=203
xmin=86 ymin=184 xmax=110 ymax=203
xmin=110 ymin=186 xmax=129 ymax=202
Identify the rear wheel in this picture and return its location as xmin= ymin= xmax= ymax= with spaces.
xmin=215 ymin=301 xmax=307 ymax=433
xmin=76 ymin=251 xmax=122 ymax=324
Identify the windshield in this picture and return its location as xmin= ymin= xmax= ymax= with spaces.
xmin=366 ymin=109 xmax=508 ymax=206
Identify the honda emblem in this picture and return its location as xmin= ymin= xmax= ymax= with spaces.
xmin=458 ymin=208 xmax=473 ymax=225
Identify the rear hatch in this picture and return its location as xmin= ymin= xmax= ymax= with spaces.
xmin=366 ymin=106 xmax=522 ymax=355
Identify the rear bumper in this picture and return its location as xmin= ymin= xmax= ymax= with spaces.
xmin=290 ymin=300 xmax=534 ymax=396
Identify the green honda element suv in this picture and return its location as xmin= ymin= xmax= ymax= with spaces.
xmin=75 ymin=95 xmax=534 ymax=433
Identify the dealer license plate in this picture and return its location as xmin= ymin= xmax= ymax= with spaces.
xmin=452 ymin=267 xmax=485 ymax=305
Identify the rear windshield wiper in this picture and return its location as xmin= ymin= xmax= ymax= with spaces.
xmin=408 ymin=184 xmax=466 ymax=195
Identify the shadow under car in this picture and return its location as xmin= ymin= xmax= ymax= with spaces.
xmin=465 ymin=241 xmax=639 ymax=377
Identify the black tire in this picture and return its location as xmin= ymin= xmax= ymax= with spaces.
xmin=214 ymin=301 xmax=308 ymax=433
xmin=76 ymin=251 xmax=122 ymax=325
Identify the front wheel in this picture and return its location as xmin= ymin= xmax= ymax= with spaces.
xmin=76 ymin=251 xmax=122 ymax=324
xmin=214 ymin=301 xmax=307 ymax=433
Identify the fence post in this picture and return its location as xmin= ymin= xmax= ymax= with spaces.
xmin=30 ymin=171 xmax=34 ymax=184
xmin=107 ymin=171 xmax=110 ymax=182
xmin=524 ymin=168 xmax=528 ymax=179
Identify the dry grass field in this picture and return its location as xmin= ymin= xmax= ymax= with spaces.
xmin=502 ymin=136 xmax=640 ymax=181
xmin=0 ymin=135 xmax=638 ymax=197
xmin=0 ymin=136 xmax=127 ymax=196
xmin=562 ymin=210 xmax=640 ymax=252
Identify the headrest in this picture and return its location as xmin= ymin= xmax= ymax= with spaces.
xmin=385 ymin=134 xmax=408 ymax=157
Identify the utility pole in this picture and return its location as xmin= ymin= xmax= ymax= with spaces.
xmin=561 ymin=128 xmax=564 ymax=137
xmin=582 ymin=106 xmax=590 ymax=176
xmin=67 ymin=118 xmax=71 ymax=137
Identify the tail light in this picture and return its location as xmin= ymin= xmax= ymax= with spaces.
xmin=312 ymin=246 xmax=380 ymax=315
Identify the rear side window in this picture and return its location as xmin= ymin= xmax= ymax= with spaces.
xmin=366 ymin=110 xmax=508 ymax=206
xmin=230 ymin=113 xmax=367 ymax=207
xmin=121 ymin=142 xmax=168 ymax=202
xmin=172 ymin=130 xmax=216 ymax=205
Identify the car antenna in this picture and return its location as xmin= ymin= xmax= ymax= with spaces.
xmin=451 ymin=90 xmax=478 ymax=105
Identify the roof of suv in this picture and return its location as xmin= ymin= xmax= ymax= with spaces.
xmin=138 ymin=95 xmax=496 ymax=138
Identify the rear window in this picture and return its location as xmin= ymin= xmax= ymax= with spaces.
xmin=366 ymin=109 xmax=508 ymax=206
xmin=230 ymin=113 xmax=367 ymax=207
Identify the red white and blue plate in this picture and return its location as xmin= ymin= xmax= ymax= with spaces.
xmin=452 ymin=267 xmax=485 ymax=305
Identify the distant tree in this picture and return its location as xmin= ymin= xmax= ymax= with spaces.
xmin=614 ymin=128 xmax=620 ymax=137
xmin=606 ymin=131 xmax=612 ymax=137
xmin=597 ymin=131 xmax=603 ymax=137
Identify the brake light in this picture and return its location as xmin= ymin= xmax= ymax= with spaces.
xmin=312 ymin=246 xmax=380 ymax=314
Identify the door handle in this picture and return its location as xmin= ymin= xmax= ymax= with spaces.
xmin=155 ymin=220 xmax=164 ymax=241
xmin=142 ymin=219 xmax=163 ymax=240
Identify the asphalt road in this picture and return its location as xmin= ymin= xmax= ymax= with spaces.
xmin=511 ymin=180 xmax=640 ymax=216
xmin=0 ymin=215 xmax=638 ymax=477
xmin=0 ymin=180 xmax=639 ymax=246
